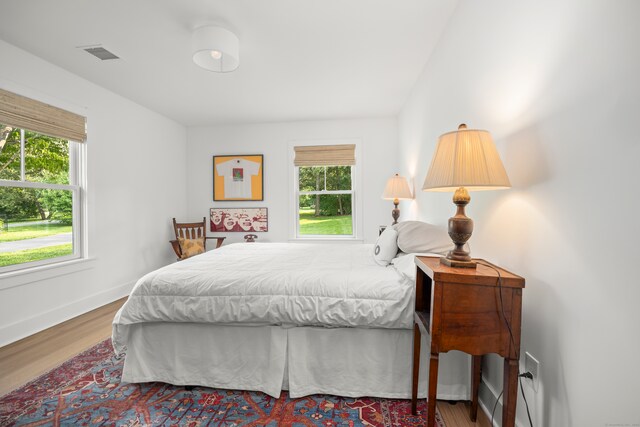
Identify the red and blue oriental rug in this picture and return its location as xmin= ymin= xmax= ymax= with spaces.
xmin=0 ymin=339 xmax=444 ymax=426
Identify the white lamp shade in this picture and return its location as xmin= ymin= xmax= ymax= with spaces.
xmin=422 ymin=127 xmax=511 ymax=192
xmin=192 ymin=26 xmax=239 ymax=73
xmin=382 ymin=174 xmax=413 ymax=200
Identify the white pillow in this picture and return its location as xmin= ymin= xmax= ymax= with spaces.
xmin=390 ymin=252 xmax=442 ymax=281
xmin=393 ymin=221 xmax=453 ymax=255
xmin=390 ymin=252 xmax=417 ymax=280
xmin=373 ymin=227 xmax=398 ymax=266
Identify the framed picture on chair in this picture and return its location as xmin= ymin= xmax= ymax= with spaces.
xmin=213 ymin=154 xmax=264 ymax=201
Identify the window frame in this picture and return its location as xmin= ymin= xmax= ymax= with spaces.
xmin=288 ymin=139 xmax=363 ymax=242
xmin=0 ymin=128 xmax=86 ymax=274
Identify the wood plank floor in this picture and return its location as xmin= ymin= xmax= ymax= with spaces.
xmin=0 ymin=298 xmax=126 ymax=397
xmin=0 ymin=299 xmax=490 ymax=426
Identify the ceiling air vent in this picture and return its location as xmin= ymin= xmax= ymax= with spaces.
xmin=82 ymin=46 xmax=119 ymax=61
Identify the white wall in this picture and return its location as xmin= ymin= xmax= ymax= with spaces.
xmin=398 ymin=1 xmax=640 ymax=426
xmin=187 ymin=119 xmax=398 ymax=244
xmin=0 ymin=40 xmax=187 ymax=346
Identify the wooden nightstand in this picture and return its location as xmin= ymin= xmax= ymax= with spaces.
xmin=411 ymin=256 xmax=525 ymax=427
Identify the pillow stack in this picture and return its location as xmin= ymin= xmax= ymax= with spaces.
xmin=393 ymin=221 xmax=452 ymax=255
xmin=372 ymin=220 xmax=455 ymax=266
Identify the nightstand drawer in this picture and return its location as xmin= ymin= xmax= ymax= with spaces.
xmin=437 ymin=283 xmax=514 ymax=355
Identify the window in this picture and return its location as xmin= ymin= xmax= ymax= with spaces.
xmin=0 ymin=89 xmax=86 ymax=272
xmin=297 ymin=166 xmax=354 ymax=236
xmin=292 ymin=142 xmax=360 ymax=239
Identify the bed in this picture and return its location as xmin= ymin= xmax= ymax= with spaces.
xmin=112 ymin=242 xmax=469 ymax=400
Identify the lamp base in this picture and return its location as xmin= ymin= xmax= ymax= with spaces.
xmin=443 ymin=186 xmax=476 ymax=269
xmin=391 ymin=199 xmax=400 ymax=225
xmin=440 ymin=256 xmax=477 ymax=269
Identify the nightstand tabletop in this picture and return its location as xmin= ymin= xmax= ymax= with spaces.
xmin=415 ymin=256 xmax=525 ymax=288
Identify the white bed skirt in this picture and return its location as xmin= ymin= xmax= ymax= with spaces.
xmin=120 ymin=323 xmax=470 ymax=400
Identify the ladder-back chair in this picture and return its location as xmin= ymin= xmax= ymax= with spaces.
xmin=170 ymin=217 xmax=225 ymax=260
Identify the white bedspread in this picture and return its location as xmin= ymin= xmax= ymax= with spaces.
xmin=113 ymin=243 xmax=415 ymax=353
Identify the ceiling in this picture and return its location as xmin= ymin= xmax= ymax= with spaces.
xmin=0 ymin=0 xmax=457 ymax=126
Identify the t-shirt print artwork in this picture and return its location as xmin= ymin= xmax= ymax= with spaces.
xmin=216 ymin=158 xmax=260 ymax=199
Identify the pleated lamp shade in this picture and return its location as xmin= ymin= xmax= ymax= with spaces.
xmin=422 ymin=125 xmax=510 ymax=192
xmin=382 ymin=174 xmax=413 ymax=200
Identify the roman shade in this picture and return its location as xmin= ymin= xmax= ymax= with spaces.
xmin=0 ymin=88 xmax=87 ymax=142
xmin=294 ymin=144 xmax=356 ymax=167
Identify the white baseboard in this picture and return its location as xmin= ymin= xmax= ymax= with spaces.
xmin=0 ymin=281 xmax=134 ymax=347
xmin=479 ymin=375 xmax=525 ymax=427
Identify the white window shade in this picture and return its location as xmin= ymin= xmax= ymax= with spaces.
xmin=294 ymin=144 xmax=356 ymax=167
xmin=0 ymin=88 xmax=86 ymax=143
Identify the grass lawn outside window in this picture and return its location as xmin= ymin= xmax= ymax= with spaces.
xmin=298 ymin=209 xmax=352 ymax=235
xmin=0 ymin=224 xmax=71 ymax=243
xmin=0 ymin=223 xmax=73 ymax=267
xmin=0 ymin=244 xmax=73 ymax=267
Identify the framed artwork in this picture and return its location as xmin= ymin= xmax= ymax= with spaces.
xmin=210 ymin=208 xmax=268 ymax=232
xmin=213 ymin=154 xmax=264 ymax=201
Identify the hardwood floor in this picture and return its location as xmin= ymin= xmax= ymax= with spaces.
xmin=439 ymin=400 xmax=492 ymax=427
xmin=0 ymin=298 xmax=126 ymax=397
xmin=0 ymin=299 xmax=491 ymax=426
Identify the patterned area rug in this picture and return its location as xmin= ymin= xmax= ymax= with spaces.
xmin=0 ymin=339 xmax=445 ymax=426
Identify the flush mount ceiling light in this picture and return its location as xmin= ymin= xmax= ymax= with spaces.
xmin=192 ymin=26 xmax=239 ymax=73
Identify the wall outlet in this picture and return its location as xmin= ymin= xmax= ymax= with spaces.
xmin=524 ymin=351 xmax=540 ymax=392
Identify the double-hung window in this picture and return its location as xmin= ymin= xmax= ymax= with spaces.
xmin=292 ymin=142 xmax=360 ymax=239
xmin=0 ymin=89 xmax=86 ymax=272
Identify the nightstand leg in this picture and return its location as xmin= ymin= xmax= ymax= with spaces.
xmin=502 ymin=358 xmax=519 ymax=427
xmin=470 ymin=355 xmax=482 ymax=421
xmin=411 ymin=323 xmax=421 ymax=415
xmin=427 ymin=352 xmax=439 ymax=427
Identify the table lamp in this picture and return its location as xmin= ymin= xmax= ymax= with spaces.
xmin=382 ymin=174 xmax=413 ymax=225
xmin=422 ymin=124 xmax=510 ymax=268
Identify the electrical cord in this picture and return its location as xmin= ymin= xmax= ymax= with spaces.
xmin=476 ymin=261 xmax=534 ymax=427
xmin=491 ymin=389 xmax=503 ymax=426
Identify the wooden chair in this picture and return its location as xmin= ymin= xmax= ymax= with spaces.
xmin=170 ymin=217 xmax=225 ymax=260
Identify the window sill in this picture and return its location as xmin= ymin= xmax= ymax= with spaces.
xmin=0 ymin=257 xmax=96 ymax=291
